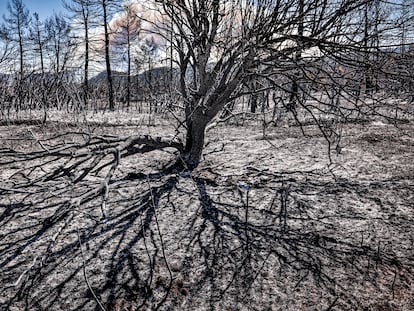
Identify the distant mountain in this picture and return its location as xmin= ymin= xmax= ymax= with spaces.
xmin=89 ymin=67 xmax=177 ymax=86
xmin=0 ymin=70 xmax=77 ymax=83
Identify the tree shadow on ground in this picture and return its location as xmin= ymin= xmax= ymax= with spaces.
xmin=188 ymin=176 xmax=412 ymax=310
xmin=1 ymin=166 xmax=412 ymax=310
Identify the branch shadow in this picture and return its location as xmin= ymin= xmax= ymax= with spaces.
xmin=0 ymin=170 xmax=412 ymax=310
xmin=0 ymin=173 xmax=180 ymax=311
xmin=183 ymin=175 xmax=411 ymax=310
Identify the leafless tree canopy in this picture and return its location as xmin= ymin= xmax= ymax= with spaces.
xmin=157 ymin=0 xmax=399 ymax=167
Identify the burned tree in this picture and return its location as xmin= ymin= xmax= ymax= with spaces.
xmin=0 ymin=0 xmax=407 ymax=179
xmin=30 ymin=12 xmax=46 ymax=75
xmin=2 ymin=0 xmax=31 ymax=108
xmin=64 ymin=0 xmax=96 ymax=109
xmin=111 ymin=2 xmax=141 ymax=110
xmin=0 ymin=26 xmax=12 ymax=68
xmin=157 ymin=0 xmax=384 ymax=168
xmin=45 ymin=13 xmax=73 ymax=75
xmin=2 ymin=0 xmax=30 ymax=80
xmin=99 ymin=0 xmax=116 ymax=111
xmin=0 ymin=1 xmax=413 ymax=310
xmin=0 ymin=0 xmax=410 ymax=202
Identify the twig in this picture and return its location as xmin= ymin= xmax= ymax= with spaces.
xmin=325 ymin=296 xmax=339 ymax=311
xmin=146 ymin=177 xmax=173 ymax=310
xmin=244 ymin=187 xmax=250 ymax=254
xmin=376 ymin=241 xmax=381 ymax=269
xmin=13 ymin=256 xmax=37 ymax=287
xmin=100 ymin=149 xmax=120 ymax=219
xmin=13 ymin=207 xmax=74 ymax=287
xmin=391 ymin=269 xmax=397 ymax=300
xmin=28 ymin=129 xmax=49 ymax=152
xmin=241 ymin=251 xmax=272 ymax=300
xmin=77 ymin=227 xmax=106 ymax=311
xmin=279 ymin=184 xmax=290 ymax=232
xmin=141 ymin=215 xmax=153 ymax=285
xmin=262 ymin=134 xmax=278 ymax=148
xmin=0 ymin=186 xmax=36 ymax=194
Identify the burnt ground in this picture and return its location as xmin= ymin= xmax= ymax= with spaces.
xmin=0 ymin=113 xmax=413 ymax=311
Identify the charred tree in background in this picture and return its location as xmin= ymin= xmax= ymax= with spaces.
xmin=125 ymin=6 xmax=133 ymax=110
xmin=288 ymin=0 xmax=304 ymax=112
xmin=363 ymin=1 xmax=373 ymax=95
xmin=399 ymin=0 xmax=414 ymax=99
xmin=0 ymin=27 xmax=12 ymax=66
xmin=2 ymin=0 xmax=31 ymax=108
xmin=45 ymin=13 xmax=72 ymax=75
xmin=112 ymin=2 xmax=141 ymax=110
xmin=64 ymin=0 xmax=95 ymax=109
xmin=101 ymin=0 xmax=115 ymax=111
xmin=30 ymin=12 xmax=45 ymax=75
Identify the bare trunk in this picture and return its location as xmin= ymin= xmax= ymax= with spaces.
xmin=250 ymin=93 xmax=257 ymax=113
xmin=84 ymin=19 xmax=89 ymax=108
xmin=364 ymin=2 xmax=373 ymax=96
xmin=127 ymin=31 xmax=131 ymax=109
xmin=18 ymin=24 xmax=24 ymax=109
xmin=102 ymin=0 xmax=115 ymax=111
xmin=183 ymin=112 xmax=210 ymax=169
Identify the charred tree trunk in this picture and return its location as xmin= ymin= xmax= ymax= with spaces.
xmin=183 ymin=110 xmax=210 ymax=169
xmin=126 ymin=30 xmax=131 ymax=110
xmin=102 ymin=0 xmax=115 ymax=111
xmin=363 ymin=1 xmax=373 ymax=96
xmin=250 ymin=93 xmax=257 ymax=113
xmin=83 ymin=15 xmax=89 ymax=109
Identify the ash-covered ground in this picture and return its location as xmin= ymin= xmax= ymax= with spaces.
xmin=0 ymin=112 xmax=413 ymax=311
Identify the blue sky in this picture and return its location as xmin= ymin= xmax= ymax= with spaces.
xmin=0 ymin=0 xmax=65 ymax=21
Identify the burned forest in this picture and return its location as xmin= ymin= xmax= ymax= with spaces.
xmin=0 ymin=0 xmax=413 ymax=310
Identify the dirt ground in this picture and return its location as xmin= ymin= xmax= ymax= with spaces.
xmin=0 ymin=112 xmax=413 ymax=311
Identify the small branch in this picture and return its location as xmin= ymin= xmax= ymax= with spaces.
xmin=77 ymin=227 xmax=106 ymax=311
xmin=12 ymin=207 xmax=75 ymax=288
xmin=28 ymin=129 xmax=49 ymax=152
xmin=146 ymin=177 xmax=173 ymax=310
xmin=325 ymin=296 xmax=339 ymax=311
xmin=244 ymin=187 xmax=250 ymax=254
xmin=100 ymin=148 xmax=120 ymax=219
xmin=13 ymin=256 xmax=37 ymax=287
xmin=0 ymin=186 xmax=36 ymax=194
xmin=391 ymin=269 xmax=397 ymax=300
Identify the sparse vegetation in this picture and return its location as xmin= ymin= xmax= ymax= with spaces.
xmin=0 ymin=0 xmax=413 ymax=310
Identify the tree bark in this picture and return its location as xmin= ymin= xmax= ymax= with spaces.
xmin=102 ymin=0 xmax=115 ymax=111
xmin=126 ymin=29 xmax=131 ymax=110
xmin=183 ymin=111 xmax=210 ymax=169
xmin=83 ymin=13 xmax=89 ymax=109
